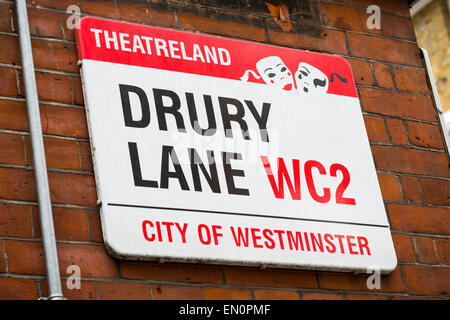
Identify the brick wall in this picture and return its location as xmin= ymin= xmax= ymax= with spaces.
xmin=0 ymin=0 xmax=449 ymax=300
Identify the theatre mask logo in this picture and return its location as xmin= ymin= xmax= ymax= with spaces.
xmin=76 ymin=17 xmax=397 ymax=273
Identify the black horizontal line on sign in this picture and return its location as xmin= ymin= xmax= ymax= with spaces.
xmin=107 ymin=203 xmax=390 ymax=229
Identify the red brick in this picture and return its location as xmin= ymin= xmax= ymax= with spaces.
xmin=420 ymin=178 xmax=450 ymax=206
xmin=346 ymin=58 xmax=374 ymax=85
xmin=34 ymin=72 xmax=72 ymax=104
xmin=62 ymin=13 xmax=76 ymax=42
xmin=386 ymin=118 xmax=408 ymax=145
xmin=27 ymin=8 xmax=63 ymax=39
xmin=268 ymin=27 xmax=347 ymax=55
xmin=79 ymin=141 xmax=93 ymax=172
xmin=400 ymin=175 xmax=422 ymax=202
xmin=224 ymin=267 xmax=317 ymax=289
xmin=25 ymin=136 xmax=80 ymax=170
xmin=80 ymin=0 xmax=119 ymax=19
xmin=204 ymin=287 xmax=252 ymax=300
xmin=373 ymin=63 xmax=394 ymax=89
xmin=391 ymin=295 xmax=427 ymax=300
xmin=0 ymin=203 xmax=32 ymax=238
xmin=0 ymin=170 xmax=94 ymax=210
xmin=0 ymin=100 xmax=88 ymax=139
xmin=28 ymin=0 xmax=78 ymax=11
xmin=82 ymin=0 xmax=174 ymax=29
xmin=301 ymin=292 xmax=343 ymax=300
xmin=376 ymin=172 xmax=403 ymax=202
xmin=31 ymin=40 xmax=78 ymax=73
xmin=363 ymin=115 xmax=388 ymax=142
xmin=6 ymin=240 xmax=118 ymax=277
xmin=120 ymin=261 xmax=223 ymax=284
xmin=345 ymin=293 xmax=389 ymax=300
xmin=340 ymin=0 xmax=410 ymax=16
xmin=0 ymin=132 xmax=25 ymax=165
xmin=254 ymin=289 xmax=299 ymax=300
xmin=391 ymin=233 xmax=417 ymax=263
xmin=414 ymin=236 xmax=438 ymax=264
xmin=0 ymin=241 xmax=5 ymax=273
xmin=387 ymin=204 xmax=450 ymax=234
xmin=57 ymin=243 xmax=119 ymax=278
xmin=0 ymin=167 xmax=36 ymax=202
xmin=402 ymin=265 xmax=450 ymax=296
xmin=32 ymin=206 xmax=89 ymax=241
xmin=98 ymin=282 xmax=151 ymax=300
xmin=0 ymin=278 xmax=38 ymax=300
xmin=179 ymin=12 xmax=265 ymax=42
xmin=41 ymin=105 xmax=89 ymax=138
xmin=435 ymin=238 xmax=450 ymax=264
xmin=380 ymin=14 xmax=416 ymax=41
xmin=87 ymin=210 xmax=103 ymax=243
xmin=359 ymin=88 xmax=436 ymax=122
xmin=0 ymin=4 xmax=12 ymax=32
xmin=371 ymin=145 xmax=449 ymax=177
xmin=347 ymin=33 xmax=422 ymax=67
xmin=6 ymin=240 xmax=46 ymax=275
xmin=72 ymin=76 xmax=85 ymax=106
xmin=40 ymin=279 xmax=97 ymax=300
xmin=405 ymin=121 xmax=444 ymax=150
xmin=0 ymin=34 xmax=20 ymax=66
xmin=0 ymin=66 xmax=18 ymax=96
xmin=117 ymin=3 xmax=175 ymax=27
xmin=247 ymin=1 xmax=287 ymax=17
xmin=318 ymin=266 xmax=404 ymax=293
xmin=320 ymin=3 xmax=363 ymax=31
xmin=0 ymin=99 xmax=28 ymax=132
xmin=48 ymin=172 xmax=97 ymax=206
xmin=152 ymin=284 xmax=203 ymax=300
xmin=393 ymin=67 xmax=429 ymax=94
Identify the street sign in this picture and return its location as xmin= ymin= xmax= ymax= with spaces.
xmin=76 ymin=17 xmax=397 ymax=273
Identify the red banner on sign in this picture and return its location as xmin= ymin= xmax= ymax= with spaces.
xmin=77 ymin=17 xmax=356 ymax=98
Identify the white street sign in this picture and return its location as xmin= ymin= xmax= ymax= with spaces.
xmin=77 ymin=17 xmax=397 ymax=273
